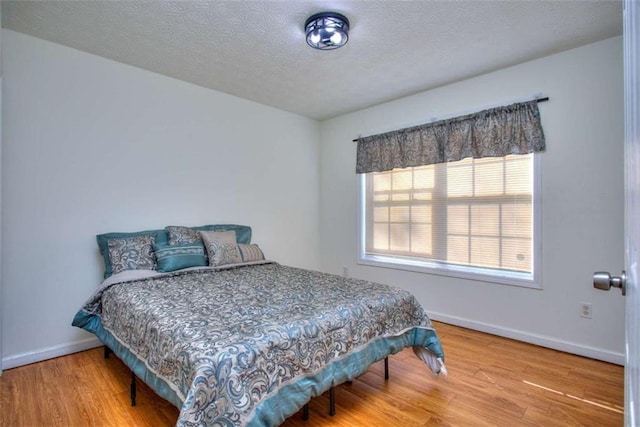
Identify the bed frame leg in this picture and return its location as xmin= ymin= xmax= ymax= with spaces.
xmin=104 ymin=346 xmax=111 ymax=359
xmin=302 ymin=403 xmax=309 ymax=420
xmin=130 ymin=371 xmax=137 ymax=407
xmin=329 ymin=387 xmax=335 ymax=416
xmin=384 ymin=356 xmax=389 ymax=380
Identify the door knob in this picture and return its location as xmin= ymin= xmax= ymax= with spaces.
xmin=593 ymin=271 xmax=626 ymax=296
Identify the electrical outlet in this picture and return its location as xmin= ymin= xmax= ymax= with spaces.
xmin=580 ymin=302 xmax=593 ymax=319
xmin=342 ymin=266 xmax=349 ymax=278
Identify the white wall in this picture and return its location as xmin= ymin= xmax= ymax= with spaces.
xmin=0 ymin=29 xmax=625 ymax=369
xmin=320 ymin=37 xmax=625 ymax=363
xmin=1 ymin=30 xmax=321 ymax=368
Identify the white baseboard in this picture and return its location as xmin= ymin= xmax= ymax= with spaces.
xmin=429 ymin=311 xmax=625 ymax=365
xmin=0 ymin=315 xmax=624 ymax=372
xmin=1 ymin=337 xmax=103 ymax=371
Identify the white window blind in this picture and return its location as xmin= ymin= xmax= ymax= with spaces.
xmin=360 ymin=154 xmax=539 ymax=287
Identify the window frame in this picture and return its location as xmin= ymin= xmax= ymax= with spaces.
xmin=357 ymin=154 xmax=542 ymax=289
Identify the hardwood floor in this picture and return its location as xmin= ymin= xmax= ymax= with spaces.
xmin=0 ymin=322 xmax=624 ymax=426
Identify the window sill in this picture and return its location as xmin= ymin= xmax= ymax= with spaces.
xmin=358 ymin=254 xmax=542 ymax=289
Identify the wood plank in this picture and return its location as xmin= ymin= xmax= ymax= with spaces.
xmin=0 ymin=322 xmax=623 ymax=426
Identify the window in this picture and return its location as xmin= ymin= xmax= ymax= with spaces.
xmin=358 ymin=154 xmax=540 ymax=288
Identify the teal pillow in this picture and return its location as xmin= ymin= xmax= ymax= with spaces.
xmin=97 ymin=229 xmax=168 ymax=279
xmin=153 ymin=242 xmax=207 ymax=273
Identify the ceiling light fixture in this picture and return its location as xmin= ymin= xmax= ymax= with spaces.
xmin=305 ymin=12 xmax=350 ymax=50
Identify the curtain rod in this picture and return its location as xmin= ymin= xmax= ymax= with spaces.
xmin=352 ymin=97 xmax=550 ymax=142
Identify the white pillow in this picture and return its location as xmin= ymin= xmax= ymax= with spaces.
xmin=199 ymin=230 xmax=242 ymax=266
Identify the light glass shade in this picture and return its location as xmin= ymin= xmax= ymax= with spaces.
xmin=305 ymin=12 xmax=350 ymax=50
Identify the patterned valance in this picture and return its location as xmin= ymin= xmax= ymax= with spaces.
xmin=356 ymin=100 xmax=546 ymax=174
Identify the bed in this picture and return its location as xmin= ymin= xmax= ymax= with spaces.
xmin=72 ymin=224 xmax=445 ymax=426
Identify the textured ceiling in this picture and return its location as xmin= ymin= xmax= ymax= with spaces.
xmin=2 ymin=1 xmax=622 ymax=120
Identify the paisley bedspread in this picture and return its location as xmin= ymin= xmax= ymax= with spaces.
xmin=72 ymin=262 xmax=445 ymax=426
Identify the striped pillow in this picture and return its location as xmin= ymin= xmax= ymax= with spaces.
xmin=153 ymin=242 xmax=207 ymax=272
xmin=238 ymin=244 xmax=265 ymax=262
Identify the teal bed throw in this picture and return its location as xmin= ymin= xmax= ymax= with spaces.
xmin=73 ymin=262 xmax=445 ymax=426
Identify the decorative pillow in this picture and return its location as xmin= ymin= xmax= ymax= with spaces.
xmin=238 ymin=244 xmax=265 ymax=262
xmin=200 ymin=230 xmax=243 ymax=267
xmin=166 ymin=226 xmax=202 ymax=245
xmin=97 ymin=229 xmax=167 ymax=278
xmin=196 ymin=225 xmax=252 ymax=245
xmin=153 ymin=242 xmax=207 ymax=272
xmin=107 ymin=235 xmax=157 ymax=275
xmin=166 ymin=224 xmax=252 ymax=245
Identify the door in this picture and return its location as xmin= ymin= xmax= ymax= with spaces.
xmin=624 ymin=0 xmax=639 ymax=425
